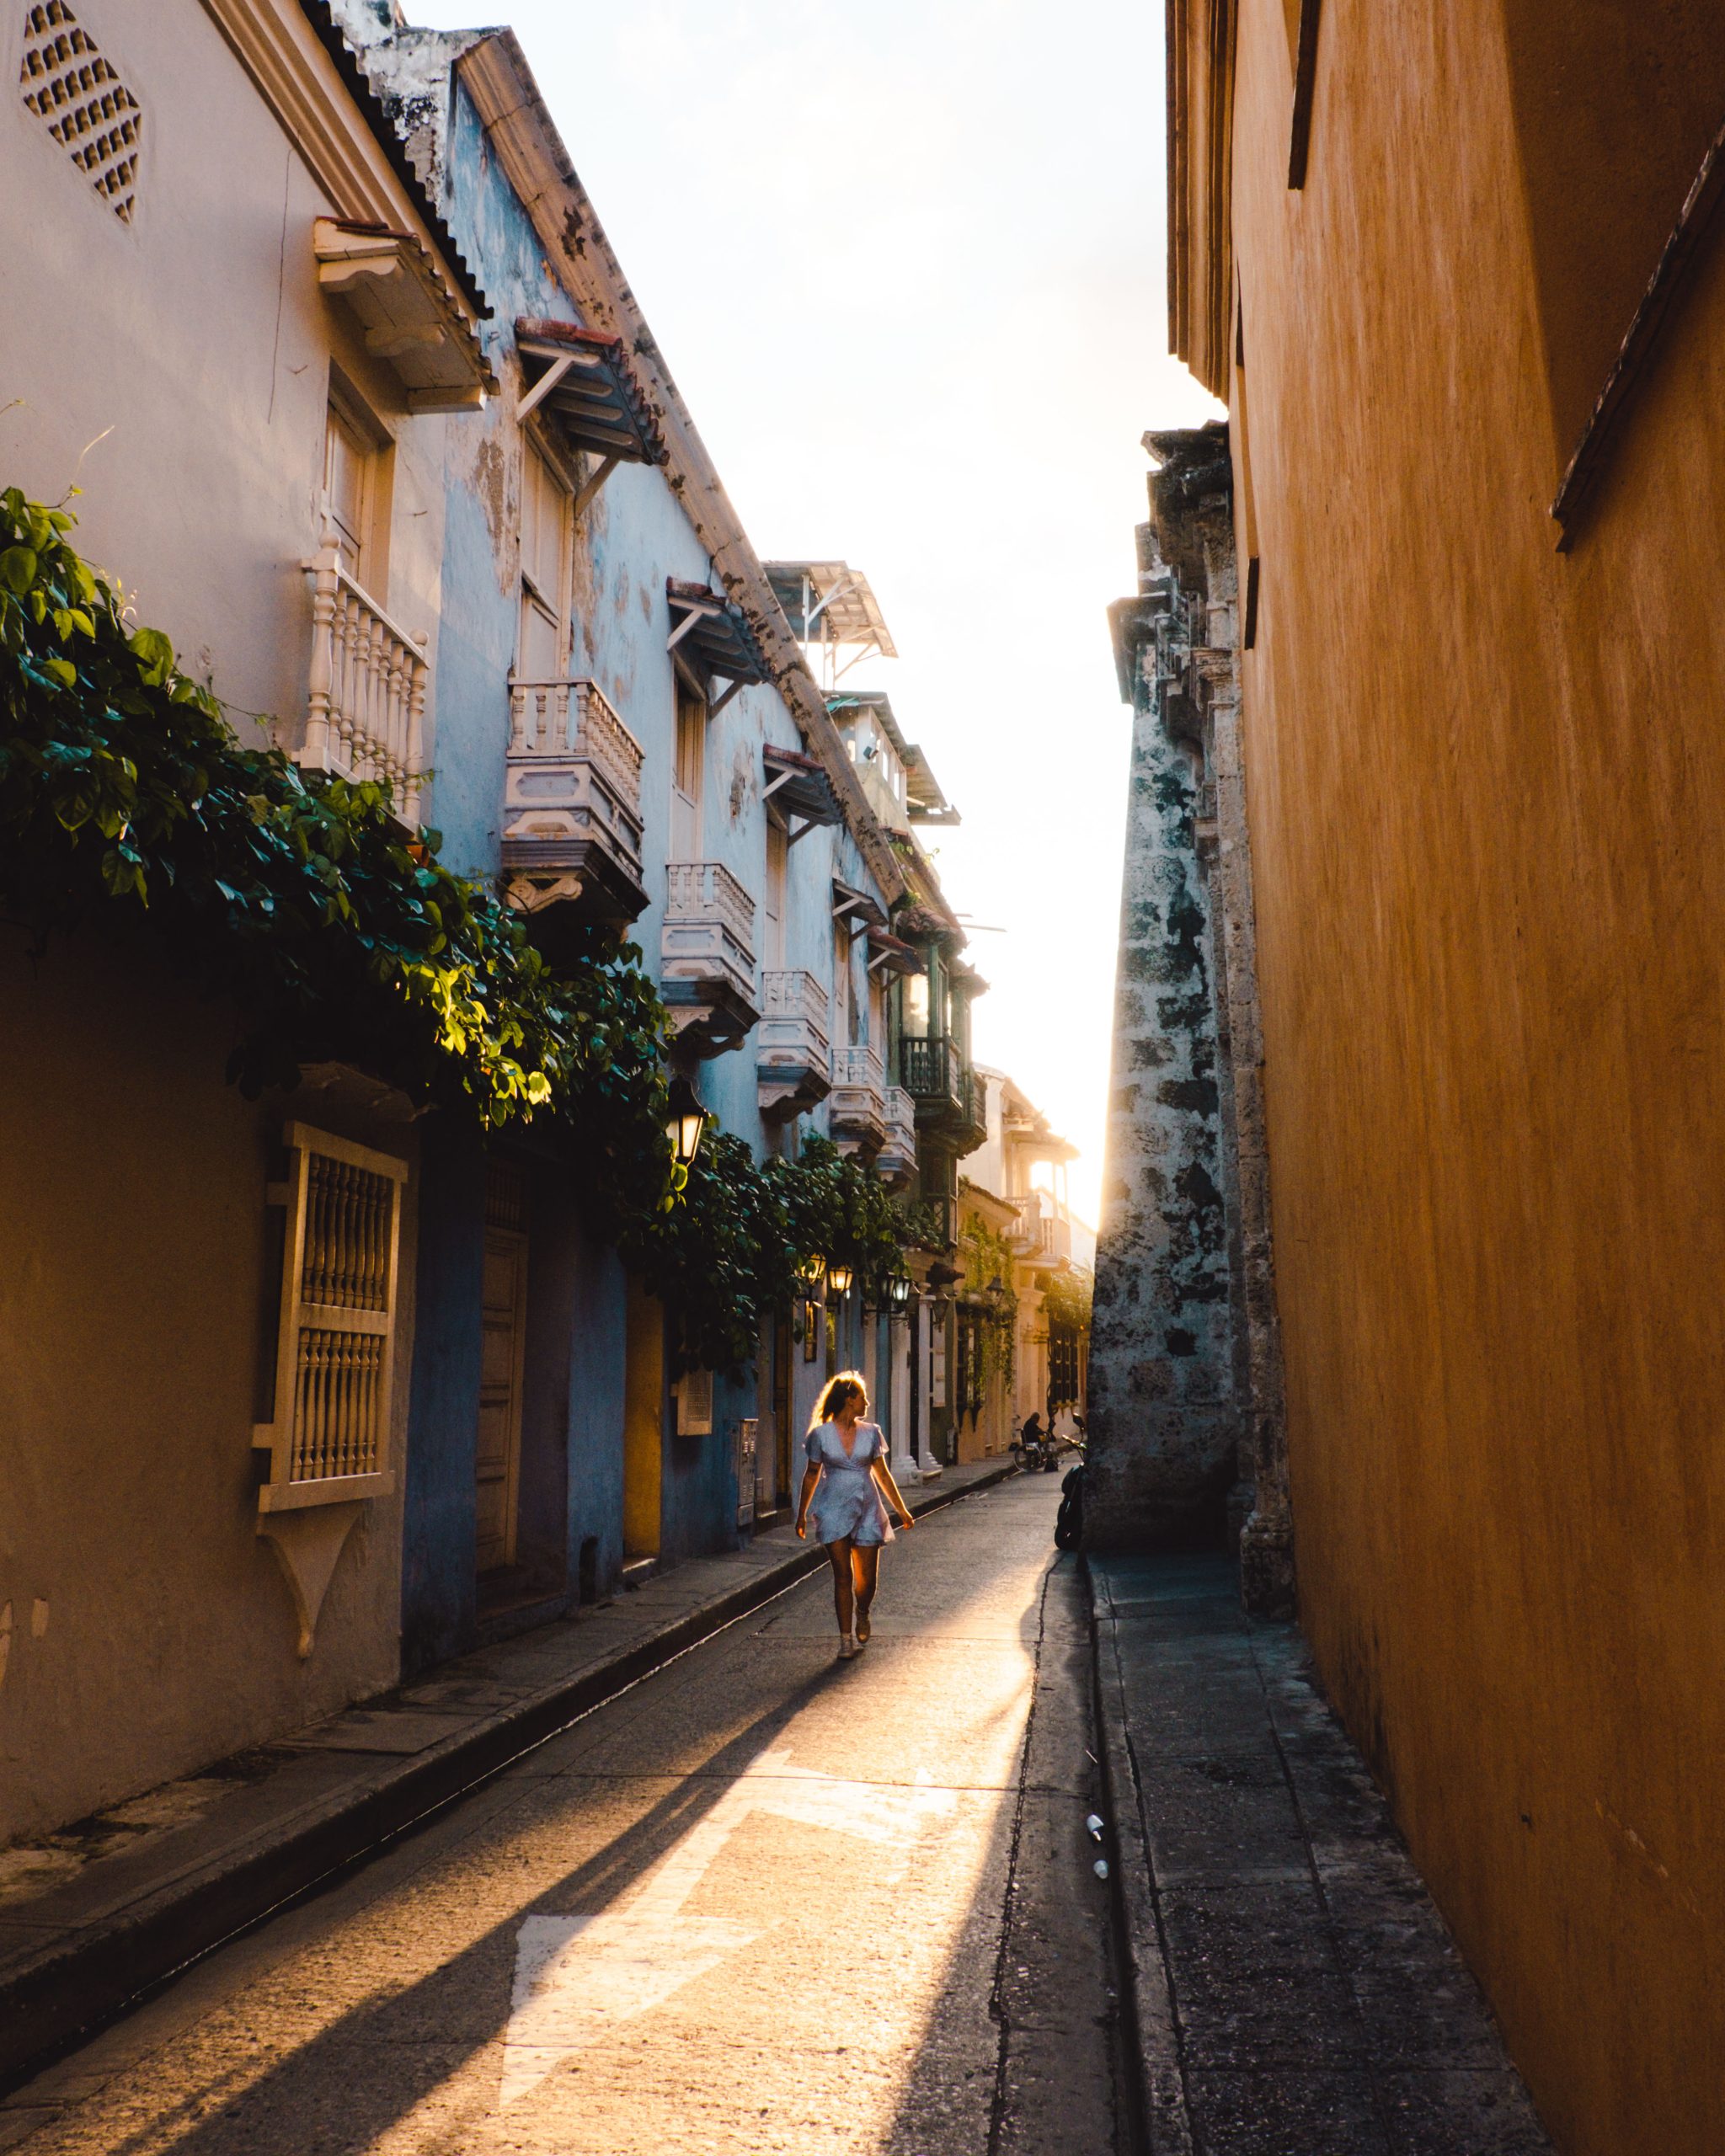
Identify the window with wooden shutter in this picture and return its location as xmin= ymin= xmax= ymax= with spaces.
xmin=255 ymin=1124 xmax=407 ymax=1512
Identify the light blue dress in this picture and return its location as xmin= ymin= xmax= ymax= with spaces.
xmin=805 ymin=1420 xmax=894 ymax=1547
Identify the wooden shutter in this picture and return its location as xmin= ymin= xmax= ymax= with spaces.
xmin=255 ymin=1123 xmax=406 ymax=1512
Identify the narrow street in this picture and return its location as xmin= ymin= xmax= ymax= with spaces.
xmin=3 ymin=1477 xmax=1126 ymax=2156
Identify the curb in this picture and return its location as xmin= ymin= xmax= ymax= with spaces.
xmin=1085 ymin=1556 xmax=1195 ymax=2156
xmin=1 ymin=1457 xmax=1017 ymax=2094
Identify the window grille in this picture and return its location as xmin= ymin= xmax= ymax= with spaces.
xmin=19 ymin=2 xmax=142 ymax=224
xmin=255 ymin=1123 xmax=407 ymax=1511
xmin=676 ymin=1368 xmax=714 ymax=1436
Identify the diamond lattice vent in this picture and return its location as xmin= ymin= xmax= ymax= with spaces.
xmin=19 ymin=2 xmax=142 ymax=224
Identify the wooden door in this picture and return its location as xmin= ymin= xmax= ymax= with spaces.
xmin=475 ymin=1221 xmax=528 ymax=1574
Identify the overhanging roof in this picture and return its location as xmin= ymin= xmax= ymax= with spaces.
xmin=866 ymin=926 xmax=924 ymax=976
xmin=831 ymin=876 xmax=889 ymax=932
xmin=515 ymin=319 xmax=667 ymax=467
xmin=314 ymin=218 xmax=494 ymax=408
xmin=667 ymin=579 xmax=769 ymax=690
xmin=765 ymin=562 xmax=897 ymax=660
xmin=763 ymin=744 xmax=841 ymax=830
xmin=301 ymin=0 xmax=490 ymax=323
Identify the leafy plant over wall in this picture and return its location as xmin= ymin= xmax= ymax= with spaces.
xmin=1041 ymin=1263 xmax=1094 ymax=1335
xmin=0 ymin=488 xmax=923 ymax=1380
xmin=959 ymin=1212 xmax=1018 ymax=1395
xmin=0 ymin=487 xmax=676 ymax=1142
xmin=630 ymin=1130 xmax=912 ymax=1375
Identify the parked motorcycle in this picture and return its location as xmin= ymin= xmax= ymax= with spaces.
xmin=1054 ymin=1459 xmax=1086 ymax=1550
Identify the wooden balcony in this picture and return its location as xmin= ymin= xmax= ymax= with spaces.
xmin=661 ymin=861 xmax=759 ymax=1054
xmin=301 ymin=537 xmax=428 ymax=801
xmin=757 ymin=969 xmax=832 ymax=1123
xmin=897 ymin=1036 xmax=988 ymax=1154
xmin=829 ymin=1043 xmax=888 ymax=1155
xmin=502 ymin=677 xmax=648 ymax=929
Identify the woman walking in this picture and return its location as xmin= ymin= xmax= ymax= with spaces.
xmin=795 ymin=1371 xmax=915 ymax=1658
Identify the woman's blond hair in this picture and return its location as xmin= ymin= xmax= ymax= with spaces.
xmin=809 ymin=1370 xmax=868 ymax=1433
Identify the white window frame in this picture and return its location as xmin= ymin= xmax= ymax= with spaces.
xmin=254 ymin=1123 xmax=407 ymax=1512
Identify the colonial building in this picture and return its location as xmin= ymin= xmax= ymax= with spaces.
xmin=0 ymin=0 xmax=985 ymax=1845
xmin=959 ymin=1070 xmax=1092 ymax=1461
xmin=1126 ymin=3 xmax=1725 ymax=2148
xmin=1 ymin=0 xmax=490 ymax=1846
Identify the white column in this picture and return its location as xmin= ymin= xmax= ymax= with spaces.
xmin=861 ymin=1306 xmax=879 ymax=1419
xmin=887 ymin=1312 xmax=917 ymax=1485
xmin=915 ymin=1295 xmax=942 ymax=1478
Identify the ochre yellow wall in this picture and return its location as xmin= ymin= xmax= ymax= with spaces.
xmin=0 ymin=931 xmax=414 ymax=1840
xmin=1226 ymin=3 xmax=1725 ymax=2148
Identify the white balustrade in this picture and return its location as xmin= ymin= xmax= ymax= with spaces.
xmin=756 ymin=969 xmax=831 ymax=1121
xmin=504 ymin=677 xmax=647 ymax=914
xmin=662 ymin=862 xmax=759 ymax=1040
xmin=876 ymin=1083 xmax=919 ymax=1186
xmin=667 ymin=861 xmax=756 ymax=952
xmin=302 ymin=536 xmax=428 ymax=798
xmin=509 ymin=677 xmax=644 ymax=813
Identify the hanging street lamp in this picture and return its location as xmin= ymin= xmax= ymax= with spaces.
xmin=665 ymin=1072 xmax=708 ymax=1170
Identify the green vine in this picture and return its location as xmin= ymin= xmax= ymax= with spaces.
xmin=959 ymin=1209 xmax=1018 ymax=1396
xmin=0 ymin=488 xmax=921 ymax=1380
xmin=1041 ymin=1263 xmax=1093 ymax=1334
xmin=629 ymin=1130 xmax=912 ymax=1375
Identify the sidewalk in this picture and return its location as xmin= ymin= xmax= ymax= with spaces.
xmin=0 ymin=1453 xmax=1014 ymax=2092
xmin=1090 ymin=1553 xmax=1551 ymax=2156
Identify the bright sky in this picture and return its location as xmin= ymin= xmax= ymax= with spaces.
xmin=409 ymin=0 xmax=1220 ymax=1221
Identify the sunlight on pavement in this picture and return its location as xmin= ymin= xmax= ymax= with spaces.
xmin=0 ymin=1495 xmax=1059 ymax=2156
xmin=499 ymin=1748 xmax=958 ymax=2106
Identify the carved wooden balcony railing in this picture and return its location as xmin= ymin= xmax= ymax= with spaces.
xmin=302 ymin=536 xmax=428 ymax=798
xmin=502 ymin=676 xmax=647 ymax=926
xmin=756 ymin=969 xmax=832 ymax=1122
xmin=829 ymin=1042 xmax=888 ymax=1155
xmin=896 ymin=1036 xmax=986 ymax=1152
xmin=876 ymin=1083 xmax=918 ymax=1188
xmin=661 ymin=861 xmax=759 ymax=1053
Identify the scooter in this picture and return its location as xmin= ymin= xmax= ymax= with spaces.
xmin=1011 ymin=1428 xmax=1055 ymax=1473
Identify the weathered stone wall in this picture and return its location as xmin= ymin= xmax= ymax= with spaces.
xmin=1088 ymin=426 xmax=1290 ymax=1603
xmin=1087 ymin=436 xmax=1239 ymax=1548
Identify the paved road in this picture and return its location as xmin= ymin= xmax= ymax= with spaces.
xmin=3 ymin=1474 xmax=1126 ymax=2156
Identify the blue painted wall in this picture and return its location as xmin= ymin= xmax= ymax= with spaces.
xmin=400 ymin=1123 xmax=487 ymax=1675
xmin=395 ymin=61 xmax=901 ymax=1614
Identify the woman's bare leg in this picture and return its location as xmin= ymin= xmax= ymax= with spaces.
xmin=825 ymin=1538 xmax=856 ymax=1637
xmin=852 ymin=1545 xmax=881 ymax=1638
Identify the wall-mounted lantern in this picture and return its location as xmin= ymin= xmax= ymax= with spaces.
xmin=666 ymin=1073 xmax=708 ymax=1169
xmin=885 ymin=1275 xmax=914 ymax=1315
xmin=826 ymin=1261 xmax=854 ymax=1298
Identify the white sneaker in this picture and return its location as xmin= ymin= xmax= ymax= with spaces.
xmin=838 ymin=1634 xmax=858 ymax=1659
